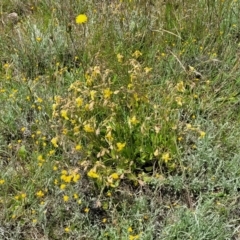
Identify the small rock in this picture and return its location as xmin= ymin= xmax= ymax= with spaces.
xmin=6 ymin=12 xmax=19 ymax=24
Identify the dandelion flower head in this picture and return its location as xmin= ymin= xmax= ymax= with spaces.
xmin=76 ymin=14 xmax=88 ymax=24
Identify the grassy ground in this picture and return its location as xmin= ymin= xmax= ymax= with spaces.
xmin=0 ymin=0 xmax=240 ymax=239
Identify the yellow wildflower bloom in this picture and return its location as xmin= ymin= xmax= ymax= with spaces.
xmin=0 ymin=179 xmax=5 ymax=184
xmin=175 ymin=96 xmax=183 ymax=106
xmin=87 ymin=169 xmax=99 ymax=179
xmin=144 ymin=67 xmax=152 ymax=73
xmin=90 ymin=90 xmax=97 ymax=100
xmin=64 ymin=227 xmax=70 ymax=232
xmin=14 ymin=195 xmax=20 ymax=200
xmin=37 ymin=155 xmax=45 ymax=162
xmin=75 ymin=144 xmax=82 ymax=151
xmin=110 ymin=173 xmax=119 ymax=180
xmin=51 ymin=137 xmax=58 ymax=148
xmin=75 ymin=14 xmax=88 ymax=24
xmin=32 ymin=219 xmax=37 ymax=224
xmin=103 ymin=88 xmax=113 ymax=99
xmin=63 ymin=195 xmax=69 ymax=202
xmin=73 ymin=193 xmax=79 ymax=199
xmin=61 ymin=174 xmax=72 ymax=183
xmin=116 ymin=142 xmax=126 ymax=152
xmin=37 ymin=97 xmax=43 ymax=103
xmin=36 ymin=37 xmax=42 ymax=42
xmin=132 ymin=50 xmax=142 ymax=58
xmin=76 ymin=97 xmax=83 ymax=107
xmin=129 ymin=116 xmax=139 ymax=125
xmin=176 ymin=81 xmax=185 ymax=92
xmin=117 ymin=53 xmax=124 ymax=63
xmin=162 ymin=152 xmax=171 ymax=163
xmin=133 ymin=93 xmax=140 ymax=101
xmin=36 ymin=190 xmax=44 ymax=198
xmin=21 ymin=193 xmax=27 ymax=199
xmin=129 ymin=234 xmax=140 ymax=240
xmin=105 ymin=131 xmax=113 ymax=141
xmin=73 ymin=126 xmax=80 ymax=135
xmin=3 ymin=63 xmax=9 ymax=69
xmin=199 ymin=131 xmax=206 ymax=139
xmin=60 ymin=110 xmax=69 ymax=120
xmin=83 ymin=124 xmax=94 ymax=133
xmin=73 ymin=173 xmax=80 ymax=182
xmin=62 ymin=128 xmax=68 ymax=135
xmin=188 ymin=65 xmax=195 ymax=72
xmin=84 ymin=207 xmax=90 ymax=213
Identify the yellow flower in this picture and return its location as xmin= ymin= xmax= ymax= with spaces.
xmin=37 ymin=97 xmax=43 ymax=103
xmin=84 ymin=124 xmax=94 ymax=133
xmin=36 ymin=190 xmax=44 ymax=198
xmin=21 ymin=193 xmax=27 ymax=199
xmin=75 ymin=97 xmax=83 ymax=107
xmin=76 ymin=14 xmax=88 ymax=24
xmin=117 ymin=53 xmax=124 ymax=63
xmin=188 ymin=65 xmax=195 ymax=72
xmin=64 ymin=227 xmax=70 ymax=232
xmin=84 ymin=207 xmax=90 ymax=213
xmin=129 ymin=234 xmax=140 ymax=240
xmin=60 ymin=110 xmax=69 ymax=120
xmin=63 ymin=195 xmax=69 ymax=202
xmin=3 ymin=63 xmax=9 ymax=69
xmin=36 ymin=37 xmax=42 ymax=42
xmin=105 ymin=131 xmax=113 ymax=141
xmin=87 ymin=169 xmax=99 ymax=179
xmin=73 ymin=173 xmax=80 ymax=182
xmin=73 ymin=126 xmax=80 ymax=135
xmin=75 ymin=144 xmax=82 ymax=151
xmin=73 ymin=193 xmax=79 ymax=199
xmin=116 ymin=142 xmax=126 ymax=152
xmin=0 ymin=179 xmax=5 ymax=184
xmin=36 ymin=130 xmax=42 ymax=135
xmin=110 ymin=173 xmax=119 ymax=180
xmin=51 ymin=137 xmax=58 ymax=148
xmin=132 ymin=50 xmax=142 ymax=58
xmin=103 ymin=88 xmax=113 ymax=99
xmin=14 ymin=195 xmax=20 ymax=200
xmin=144 ymin=67 xmax=152 ymax=73
xmin=61 ymin=174 xmax=72 ymax=183
xmin=199 ymin=131 xmax=206 ymax=139
xmin=60 ymin=184 xmax=66 ymax=190
xmin=133 ymin=93 xmax=140 ymax=101
xmin=162 ymin=153 xmax=171 ymax=163
xmin=53 ymin=165 xmax=58 ymax=171
xmin=37 ymin=155 xmax=45 ymax=162
xmin=129 ymin=116 xmax=139 ymax=125
xmin=176 ymin=81 xmax=185 ymax=92
xmin=32 ymin=219 xmax=37 ymax=224
xmin=175 ymin=96 xmax=183 ymax=106
xmin=106 ymin=191 xmax=112 ymax=197
xmin=62 ymin=128 xmax=68 ymax=135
